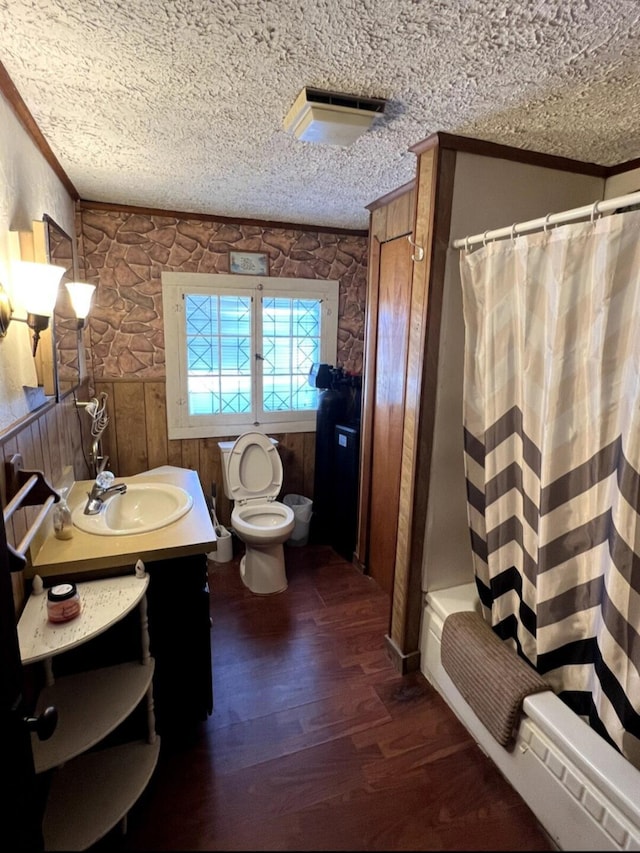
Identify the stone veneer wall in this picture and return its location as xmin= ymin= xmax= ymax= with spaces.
xmin=77 ymin=208 xmax=368 ymax=381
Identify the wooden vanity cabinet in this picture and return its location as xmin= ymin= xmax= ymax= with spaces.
xmin=27 ymin=553 xmax=214 ymax=739
xmin=26 ymin=468 xmax=216 ymax=736
xmin=18 ymin=574 xmax=160 ymax=851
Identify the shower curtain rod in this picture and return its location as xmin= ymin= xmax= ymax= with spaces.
xmin=452 ymin=189 xmax=640 ymax=250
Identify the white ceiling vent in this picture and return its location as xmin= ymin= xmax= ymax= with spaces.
xmin=283 ymin=87 xmax=387 ymax=147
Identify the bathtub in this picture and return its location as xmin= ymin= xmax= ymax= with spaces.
xmin=419 ymin=583 xmax=640 ymax=851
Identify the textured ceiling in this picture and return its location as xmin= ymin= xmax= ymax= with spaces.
xmin=1 ymin=0 xmax=639 ymax=229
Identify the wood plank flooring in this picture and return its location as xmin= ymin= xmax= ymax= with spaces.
xmin=94 ymin=544 xmax=553 ymax=851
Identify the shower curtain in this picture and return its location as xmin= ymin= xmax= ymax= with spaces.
xmin=459 ymin=208 xmax=640 ymax=767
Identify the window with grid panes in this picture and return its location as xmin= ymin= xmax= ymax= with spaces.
xmin=162 ymin=272 xmax=339 ymax=438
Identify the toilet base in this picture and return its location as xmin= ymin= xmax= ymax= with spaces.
xmin=239 ymin=543 xmax=288 ymax=595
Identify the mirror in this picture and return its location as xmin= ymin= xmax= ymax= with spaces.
xmin=43 ymin=215 xmax=81 ymax=398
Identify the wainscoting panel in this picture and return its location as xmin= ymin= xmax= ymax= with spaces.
xmin=95 ymin=379 xmax=316 ymax=529
xmin=0 ymin=386 xmax=92 ymax=612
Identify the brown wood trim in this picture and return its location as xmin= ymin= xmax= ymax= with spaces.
xmin=405 ymin=146 xmax=457 ymax=654
xmin=408 ymin=132 xmax=441 ymax=156
xmin=78 ymin=199 xmax=368 ymax=237
xmin=389 ymin=144 xmax=458 ymax=661
xmin=606 ymin=156 xmax=640 ymax=177
xmin=391 ymin=146 xmax=439 ymax=655
xmin=366 ymin=179 xmax=416 ymax=212
xmin=410 ymin=130 xmax=608 ymax=178
xmin=0 ymin=61 xmax=79 ymax=201
xmin=384 ymin=633 xmax=421 ymax=675
xmin=354 ymin=232 xmax=382 ymax=572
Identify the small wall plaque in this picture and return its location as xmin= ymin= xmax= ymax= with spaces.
xmin=229 ymin=251 xmax=269 ymax=276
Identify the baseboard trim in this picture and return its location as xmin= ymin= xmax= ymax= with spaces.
xmin=384 ymin=634 xmax=421 ymax=675
xmin=352 ymin=555 xmax=366 ymax=574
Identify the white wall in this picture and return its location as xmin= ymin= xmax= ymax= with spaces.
xmin=421 ymin=152 xmax=605 ymax=593
xmin=0 ymin=92 xmax=75 ymax=432
xmin=604 ymin=166 xmax=640 ymax=199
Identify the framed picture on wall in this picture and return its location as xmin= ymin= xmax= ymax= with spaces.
xmin=229 ymin=251 xmax=269 ymax=275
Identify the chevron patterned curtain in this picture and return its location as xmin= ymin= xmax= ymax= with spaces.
xmin=460 ymin=208 xmax=640 ymax=767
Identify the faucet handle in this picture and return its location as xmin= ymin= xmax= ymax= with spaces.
xmin=95 ymin=471 xmax=115 ymax=488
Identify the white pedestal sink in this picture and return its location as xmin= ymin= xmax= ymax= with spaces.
xmin=72 ymin=482 xmax=193 ymax=536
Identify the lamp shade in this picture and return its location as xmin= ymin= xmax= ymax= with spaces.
xmin=14 ymin=261 xmax=66 ymax=317
xmin=65 ymin=281 xmax=96 ymax=320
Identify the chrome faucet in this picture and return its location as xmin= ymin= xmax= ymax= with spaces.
xmin=83 ymin=471 xmax=127 ymax=515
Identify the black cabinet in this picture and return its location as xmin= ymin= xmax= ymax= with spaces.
xmin=312 ymin=388 xmax=347 ymax=542
xmin=48 ymin=555 xmax=213 ymax=738
xmin=145 ymin=554 xmax=213 ymax=735
xmin=331 ymin=424 xmax=360 ymax=560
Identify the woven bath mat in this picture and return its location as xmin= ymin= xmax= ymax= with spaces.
xmin=441 ymin=610 xmax=550 ymax=747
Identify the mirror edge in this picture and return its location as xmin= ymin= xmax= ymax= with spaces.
xmin=41 ymin=214 xmax=83 ymax=402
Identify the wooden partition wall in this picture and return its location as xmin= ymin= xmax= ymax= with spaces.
xmin=357 ymin=152 xmax=455 ymax=673
xmin=364 ymin=131 xmax=612 ymax=674
xmin=94 ymin=378 xmax=316 ymax=529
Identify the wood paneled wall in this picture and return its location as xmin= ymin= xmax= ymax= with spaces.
xmin=0 ymin=383 xmax=92 ymax=612
xmin=94 ymin=379 xmax=316 ymax=529
xmin=0 ymin=375 xmax=315 ymax=612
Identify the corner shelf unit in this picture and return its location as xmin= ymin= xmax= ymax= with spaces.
xmin=17 ymin=574 xmax=160 ymax=852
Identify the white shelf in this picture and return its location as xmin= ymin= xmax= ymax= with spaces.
xmin=18 ymin=574 xmax=149 ymax=664
xmin=43 ymin=739 xmax=161 ymax=851
xmin=32 ymin=660 xmax=155 ymax=773
xmin=19 ymin=571 xmax=159 ymax=851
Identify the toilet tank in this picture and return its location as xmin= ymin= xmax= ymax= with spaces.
xmin=217 ymin=436 xmax=279 ymax=500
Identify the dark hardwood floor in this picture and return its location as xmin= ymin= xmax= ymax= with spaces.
xmin=95 ymin=544 xmax=553 ymax=851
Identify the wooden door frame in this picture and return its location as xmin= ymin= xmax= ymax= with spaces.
xmin=359 ymin=141 xmax=456 ymax=674
xmin=384 ymin=143 xmax=456 ymax=672
xmin=355 ymin=180 xmax=416 ymax=580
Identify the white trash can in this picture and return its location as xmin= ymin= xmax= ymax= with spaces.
xmin=283 ymin=494 xmax=313 ymax=546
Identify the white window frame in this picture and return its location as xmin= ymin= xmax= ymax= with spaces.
xmin=162 ymin=272 xmax=339 ymax=439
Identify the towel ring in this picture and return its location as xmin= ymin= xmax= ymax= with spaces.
xmin=590 ymin=200 xmax=602 ymax=223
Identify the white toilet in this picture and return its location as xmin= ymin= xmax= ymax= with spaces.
xmin=218 ymin=432 xmax=295 ymax=595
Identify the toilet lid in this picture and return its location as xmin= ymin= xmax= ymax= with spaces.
xmin=227 ymin=432 xmax=282 ymax=503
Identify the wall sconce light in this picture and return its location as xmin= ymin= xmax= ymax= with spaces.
xmin=65 ymin=282 xmax=96 ymax=330
xmin=0 ymin=261 xmax=67 ymax=356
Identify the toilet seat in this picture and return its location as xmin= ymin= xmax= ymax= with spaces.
xmin=228 ymin=432 xmax=283 ymax=505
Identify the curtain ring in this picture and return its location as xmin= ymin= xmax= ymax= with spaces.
xmin=482 ymin=230 xmax=490 ymax=247
xmin=590 ymin=200 xmax=601 ymax=223
xmin=465 ymin=236 xmax=471 ymax=253
xmin=510 ymin=224 xmax=517 ymax=243
xmin=543 ymin=213 xmax=553 ymax=233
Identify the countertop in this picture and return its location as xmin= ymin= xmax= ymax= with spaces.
xmin=30 ymin=466 xmax=216 ymax=579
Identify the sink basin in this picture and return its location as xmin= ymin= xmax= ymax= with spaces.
xmin=72 ymin=482 xmax=193 ymax=536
